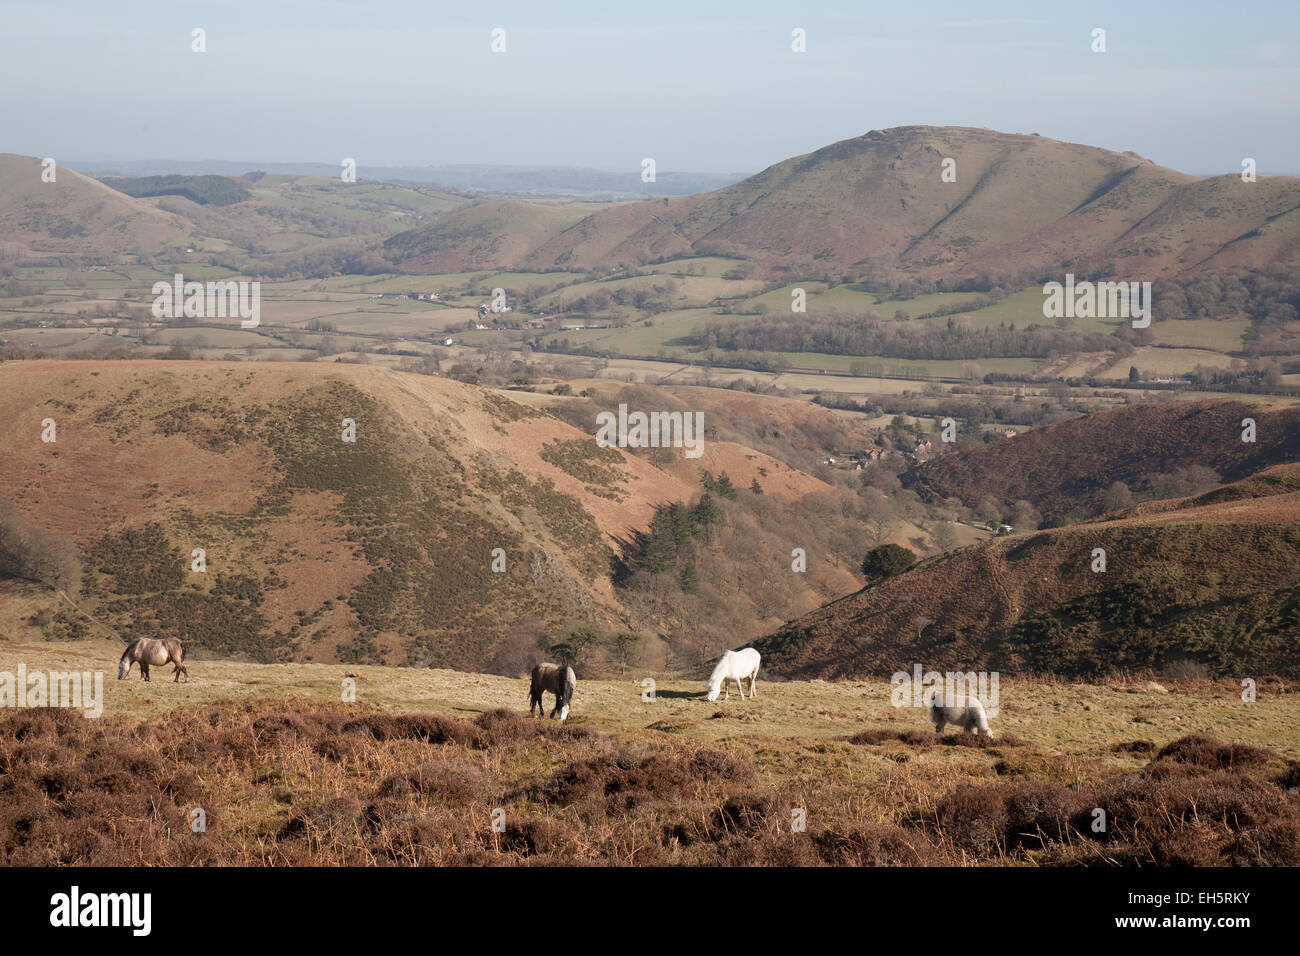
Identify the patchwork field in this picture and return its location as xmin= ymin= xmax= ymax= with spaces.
xmin=4 ymin=243 xmax=1282 ymax=414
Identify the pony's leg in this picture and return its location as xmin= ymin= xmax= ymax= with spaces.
xmin=749 ymin=672 xmax=757 ymax=697
xmin=141 ymin=661 xmax=150 ymax=682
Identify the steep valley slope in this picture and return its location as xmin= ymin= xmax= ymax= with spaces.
xmin=758 ymin=463 xmax=1300 ymax=680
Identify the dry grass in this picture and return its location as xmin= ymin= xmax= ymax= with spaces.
xmin=2 ymin=637 xmax=1299 ymax=866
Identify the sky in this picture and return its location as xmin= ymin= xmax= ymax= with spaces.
xmin=1 ymin=0 xmax=1297 ymax=176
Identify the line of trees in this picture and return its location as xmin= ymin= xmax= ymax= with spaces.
xmin=692 ymin=312 xmax=1125 ymax=361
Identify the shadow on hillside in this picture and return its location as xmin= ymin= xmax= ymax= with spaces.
xmin=609 ymin=531 xmax=642 ymax=586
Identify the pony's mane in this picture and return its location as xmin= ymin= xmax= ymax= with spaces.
xmin=707 ymin=651 xmax=733 ymax=685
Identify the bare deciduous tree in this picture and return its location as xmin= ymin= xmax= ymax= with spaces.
xmin=0 ymin=500 xmax=79 ymax=592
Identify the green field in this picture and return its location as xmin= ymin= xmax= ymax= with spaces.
xmin=1105 ymin=346 xmax=1237 ymax=378
xmin=317 ymin=270 xmax=583 ymax=296
xmin=538 ymin=273 xmax=762 ymax=312
xmin=771 ymin=351 xmax=1043 ymax=377
xmin=543 ymin=307 xmax=734 ymax=353
xmin=152 ymin=327 xmax=272 ymax=348
xmin=1151 ymin=317 xmax=1249 ymax=351
xmin=639 ymin=256 xmax=751 ymax=277
xmin=908 ymin=288 xmax=1125 ymax=334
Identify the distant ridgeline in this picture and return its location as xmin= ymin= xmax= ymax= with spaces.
xmin=99 ymin=174 xmax=252 ymax=206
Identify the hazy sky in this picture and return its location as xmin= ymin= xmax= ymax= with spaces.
xmin=3 ymin=0 xmax=1297 ymax=176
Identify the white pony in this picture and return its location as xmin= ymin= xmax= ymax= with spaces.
xmin=926 ymin=688 xmax=994 ymax=739
xmin=706 ymin=648 xmax=761 ymax=702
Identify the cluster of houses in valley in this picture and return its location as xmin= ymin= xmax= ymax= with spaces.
xmin=372 ymin=291 xmax=446 ymax=302
xmin=821 ymin=437 xmax=934 ymax=470
xmin=818 ymin=425 xmax=1021 ymax=470
xmin=820 ymin=445 xmax=905 ymax=469
xmin=367 ymin=286 xmax=624 ymax=337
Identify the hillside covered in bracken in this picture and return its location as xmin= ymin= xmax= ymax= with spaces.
xmin=900 ymin=399 xmax=1300 ymax=523
xmin=757 ymin=463 xmax=1300 ymax=680
xmin=0 ymin=360 xmax=697 ymax=668
xmin=0 ymin=360 xmax=877 ymax=672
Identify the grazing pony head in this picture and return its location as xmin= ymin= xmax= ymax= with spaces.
xmin=705 ymin=652 xmax=731 ymax=702
xmin=558 ymin=665 xmax=576 ymax=721
xmin=117 ymin=642 xmax=135 ymax=680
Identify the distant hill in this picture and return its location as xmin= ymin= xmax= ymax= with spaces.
xmin=100 ymin=174 xmax=252 ymax=206
xmin=0 ymin=153 xmax=193 ymax=256
xmin=901 ymin=400 xmax=1300 ymax=522
xmin=0 ymin=153 xmax=479 ymax=264
xmin=755 ymin=462 xmax=1300 ymax=680
xmin=382 ymin=126 xmax=1300 ymax=280
xmin=69 ymin=160 xmax=745 ymax=199
xmin=382 ymin=199 xmax=593 ymax=273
